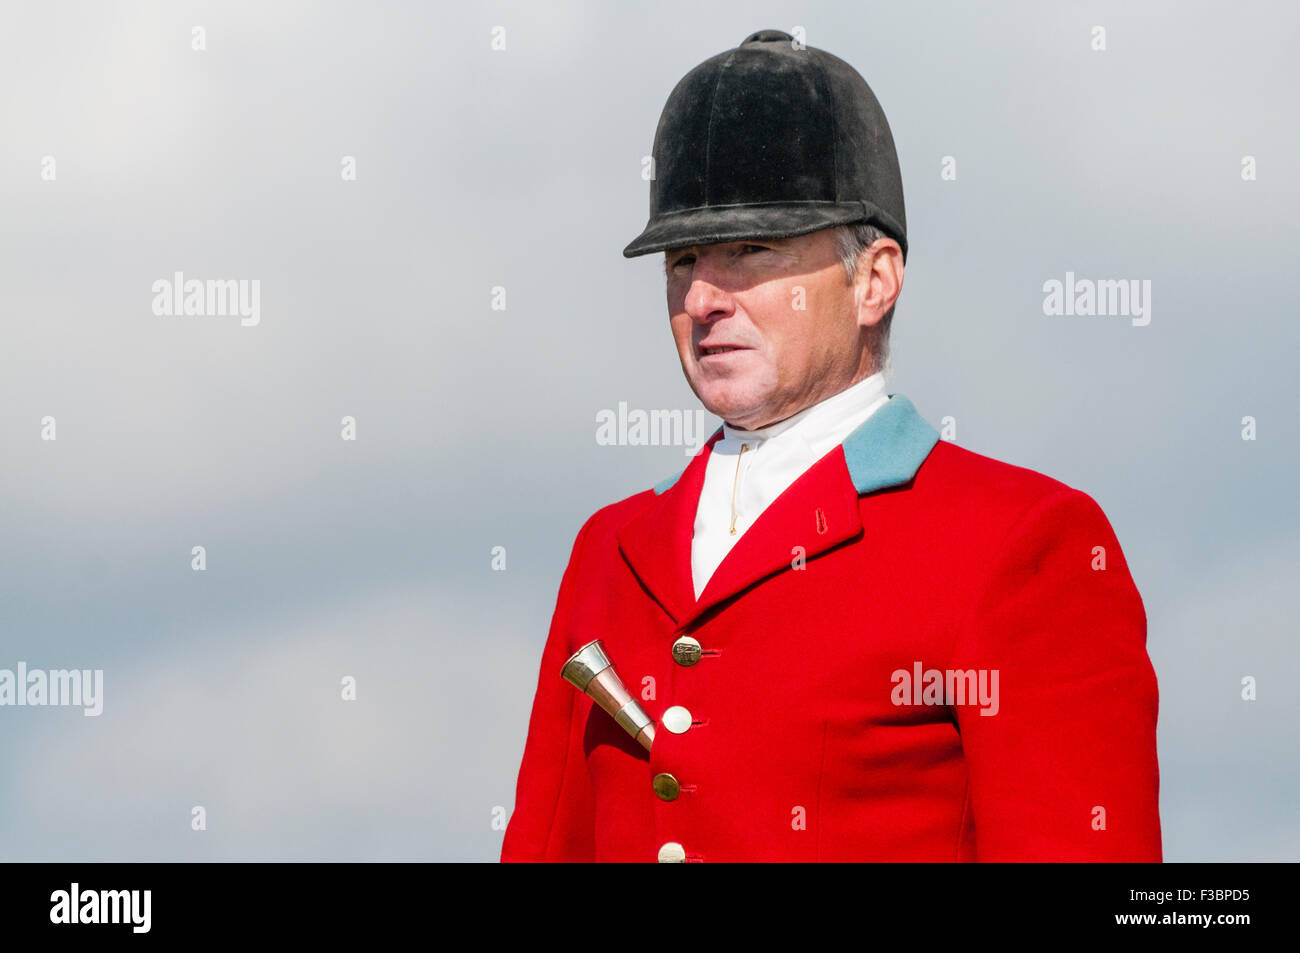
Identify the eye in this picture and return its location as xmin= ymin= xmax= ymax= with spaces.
xmin=667 ymin=244 xmax=768 ymax=272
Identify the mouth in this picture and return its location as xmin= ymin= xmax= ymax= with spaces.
xmin=698 ymin=345 xmax=748 ymax=358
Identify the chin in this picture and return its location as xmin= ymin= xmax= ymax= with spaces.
xmin=694 ymin=384 xmax=767 ymax=427
xmin=685 ymin=358 xmax=780 ymax=426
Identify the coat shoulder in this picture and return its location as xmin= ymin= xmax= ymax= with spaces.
xmin=920 ymin=438 xmax=1075 ymax=493
xmin=912 ymin=438 xmax=1100 ymax=526
xmin=905 ymin=439 xmax=1138 ymax=600
xmin=565 ymin=486 xmax=660 ymax=557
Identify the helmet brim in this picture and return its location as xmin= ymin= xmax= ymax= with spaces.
xmin=622 ymin=200 xmax=907 ymax=261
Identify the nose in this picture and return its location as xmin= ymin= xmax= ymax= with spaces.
xmin=682 ymin=258 xmax=736 ymax=325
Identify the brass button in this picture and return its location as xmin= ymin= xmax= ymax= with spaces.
xmin=662 ymin=705 xmax=693 ymax=734
xmin=657 ymin=842 xmax=686 ymax=863
xmin=652 ymin=773 xmax=680 ymax=801
xmin=671 ymin=635 xmax=702 ymax=666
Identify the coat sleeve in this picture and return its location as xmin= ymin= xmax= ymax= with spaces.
xmin=949 ymin=488 xmax=1162 ymax=861
xmin=500 ymin=516 xmax=598 ymax=862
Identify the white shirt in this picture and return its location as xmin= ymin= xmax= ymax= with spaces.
xmin=691 ymin=373 xmax=891 ymax=599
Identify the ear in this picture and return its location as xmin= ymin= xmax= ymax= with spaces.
xmin=853 ymin=238 xmax=904 ymax=330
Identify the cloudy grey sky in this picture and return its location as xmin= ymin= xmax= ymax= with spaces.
xmin=0 ymin=0 xmax=1295 ymax=861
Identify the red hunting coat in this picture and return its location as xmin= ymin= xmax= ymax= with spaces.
xmin=501 ymin=395 xmax=1162 ymax=862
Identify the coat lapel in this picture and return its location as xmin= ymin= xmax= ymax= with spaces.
xmin=690 ymin=446 xmax=864 ymax=620
xmin=615 ymin=427 xmax=724 ymax=624
xmin=617 ymin=395 xmax=940 ymax=627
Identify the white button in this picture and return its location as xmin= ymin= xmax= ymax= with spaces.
xmin=662 ymin=705 xmax=693 ymax=734
xmin=657 ymin=842 xmax=687 ymax=863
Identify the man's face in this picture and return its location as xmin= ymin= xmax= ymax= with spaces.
xmin=665 ymin=227 xmax=879 ymax=431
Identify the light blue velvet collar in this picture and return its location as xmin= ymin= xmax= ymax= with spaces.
xmin=653 ymin=394 xmax=938 ymax=496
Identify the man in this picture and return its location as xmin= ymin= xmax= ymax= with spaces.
xmin=502 ymin=29 xmax=1161 ymax=862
